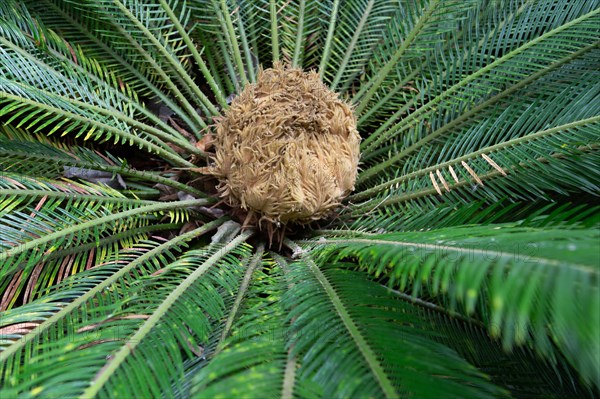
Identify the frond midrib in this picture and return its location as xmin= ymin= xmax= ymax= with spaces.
xmin=81 ymin=229 xmax=253 ymax=397
xmin=286 ymin=240 xmax=399 ymax=399
xmin=0 ymin=218 xmax=226 ymax=364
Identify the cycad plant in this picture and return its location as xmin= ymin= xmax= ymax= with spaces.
xmin=1 ymin=0 xmax=599 ymax=397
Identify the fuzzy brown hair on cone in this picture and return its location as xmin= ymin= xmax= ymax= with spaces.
xmin=208 ymin=64 xmax=360 ymax=241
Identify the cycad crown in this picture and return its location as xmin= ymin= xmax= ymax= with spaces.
xmin=0 ymin=0 xmax=598 ymax=398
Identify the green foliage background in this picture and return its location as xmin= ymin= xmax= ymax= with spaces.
xmin=0 ymin=0 xmax=599 ymax=397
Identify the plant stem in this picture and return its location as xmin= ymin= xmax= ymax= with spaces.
xmin=215 ymin=243 xmax=265 ymax=355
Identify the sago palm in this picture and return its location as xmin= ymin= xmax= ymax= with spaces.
xmin=1 ymin=0 xmax=599 ymax=397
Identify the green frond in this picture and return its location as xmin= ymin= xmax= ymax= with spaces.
xmin=345 ymin=197 xmax=600 ymax=233
xmin=0 ymin=196 xmax=201 ymax=267
xmin=353 ymin=0 xmax=481 ymax=116
xmin=320 ymin=0 xmax=397 ymax=93
xmin=399 ymin=292 xmax=596 ymax=398
xmin=0 ymin=237 xmax=169 ymax=350
xmin=279 ymin=0 xmax=325 ymax=68
xmin=188 ymin=249 xmax=292 ymax=398
xmin=348 ymin=116 xmax=599 ymax=220
xmin=281 ymin=242 xmax=507 ymax=398
xmin=308 ymin=224 xmax=600 ymax=387
xmin=0 ymin=4 xmax=203 ymax=164
xmin=24 ymin=0 xmax=209 ymax=131
xmin=62 ymin=0 xmax=217 ymax=122
xmin=1 ymin=0 xmax=598 ymax=396
xmin=0 ymin=124 xmax=208 ymax=197
xmin=359 ymin=5 xmax=599 ymax=171
xmin=188 ymin=247 xmax=519 ymax=398
xmin=0 ymin=223 xmax=253 ymax=398
xmin=0 ymin=178 xmax=206 ymax=305
xmin=346 ymin=72 xmax=600 ymax=225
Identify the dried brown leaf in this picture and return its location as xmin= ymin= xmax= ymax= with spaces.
xmin=0 ymin=322 xmax=40 ymax=336
xmin=195 ymin=134 xmax=214 ymax=152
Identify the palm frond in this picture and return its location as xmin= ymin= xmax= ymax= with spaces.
xmin=66 ymin=0 xmax=218 ymax=119
xmin=0 ymin=124 xmax=207 ymax=197
xmin=308 ymin=224 xmax=600 ymax=387
xmin=349 ymin=117 xmax=599 ymax=218
xmin=0 ymin=176 xmax=205 ymax=302
xmin=1 ymin=2 xmax=206 ymax=163
xmin=363 ymin=12 xmax=599 ymax=174
xmin=25 ymin=0 xmax=213 ymax=130
xmin=282 ymin=242 xmax=508 ymax=398
xmin=346 ymin=73 xmax=599 ymax=227
xmin=353 ymin=0 xmax=481 ymax=116
xmin=0 ymin=224 xmax=252 ymax=397
xmin=1 ymin=0 xmax=599 ymax=396
xmin=320 ymin=0 xmax=397 ymax=93
xmin=188 ymin=248 xmax=293 ymax=398
xmin=275 ymin=0 xmax=319 ymax=68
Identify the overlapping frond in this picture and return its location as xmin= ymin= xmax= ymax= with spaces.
xmin=72 ymin=0 xmax=218 ymax=116
xmin=281 ymin=243 xmax=508 ymax=398
xmin=347 ymin=115 xmax=599 ymax=227
xmin=320 ymin=0 xmax=397 ymax=93
xmin=0 ymin=173 xmax=205 ymax=309
xmin=346 ymin=58 xmax=600 ymax=229
xmin=353 ymin=0 xmax=481 ymax=118
xmin=24 ymin=0 xmax=220 ymax=129
xmin=0 ymin=2 xmax=204 ymax=165
xmin=360 ymin=6 xmax=599 ymax=171
xmin=188 ymin=247 xmax=524 ymax=398
xmin=356 ymin=1 xmax=598 ymax=130
xmin=307 ymin=224 xmax=600 ymax=387
xmin=189 ymin=249 xmax=291 ymax=398
xmin=0 ymin=124 xmax=207 ymax=197
xmin=0 ymin=0 xmax=599 ymax=397
xmin=276 ymin=0 xmax=322 ymax=68
xmin=0 ymin=223 xmax=253 ymax=397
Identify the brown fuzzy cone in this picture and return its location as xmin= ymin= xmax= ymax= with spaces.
xmin=210 ymin=64 xmax=360 ymax=229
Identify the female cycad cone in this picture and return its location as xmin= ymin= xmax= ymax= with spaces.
xmin=210 ymin=64 xmax=360 ymax=230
